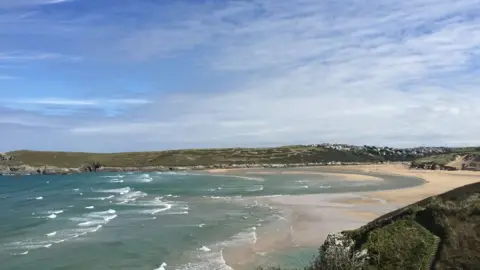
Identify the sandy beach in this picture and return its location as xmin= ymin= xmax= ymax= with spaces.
xmin=209 ymin=164 xmax=480 ymax=269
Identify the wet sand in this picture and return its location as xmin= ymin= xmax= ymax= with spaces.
xmin=209 ymin=164 xmax=480 ymax=269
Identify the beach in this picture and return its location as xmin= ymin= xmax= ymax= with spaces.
xmin=208 ymin=164 xmax=480 ymax=269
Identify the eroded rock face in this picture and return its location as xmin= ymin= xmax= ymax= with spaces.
xmin=314 ymin=233 xmax=368 ymax=270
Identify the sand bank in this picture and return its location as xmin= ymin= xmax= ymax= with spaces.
xmin=208 ymin=168 xmax=382 ymax=181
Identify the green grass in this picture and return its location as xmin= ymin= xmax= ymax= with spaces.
xmin=3 ymin=146 xmax=384 ymax=168
xmin=411 ymin=153 xmax=458 ymax=167
xmin=361 ymin=219 xmax=437 ymax=269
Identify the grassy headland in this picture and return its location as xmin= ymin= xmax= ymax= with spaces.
xmin=1 ymin=144 xmax=478 ymax=174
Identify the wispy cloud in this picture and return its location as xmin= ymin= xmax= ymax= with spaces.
xmin=9 ymin=98 xmax=151 ymax=106
xmin=0 ymin=75 xmax=19 ymax=80
xmin=0 ymin=52 xmax=81 ymax=62
xmin=0 ymin=0 xmax=72 ymax=9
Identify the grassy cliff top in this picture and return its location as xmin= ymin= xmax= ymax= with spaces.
xmin=3 ymin=146 xmax=382 ymax=168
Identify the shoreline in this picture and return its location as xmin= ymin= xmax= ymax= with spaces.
xmin=212 ymin=164 xmax=480 ymax=269
xmin=0 ymin=161 xmax=400 ymax=176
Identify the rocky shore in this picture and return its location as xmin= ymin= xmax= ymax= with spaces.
xmin=0 ymin=161 xmax=387 ymax=176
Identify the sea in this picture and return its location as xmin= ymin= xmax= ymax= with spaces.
xmin=0 ymin=169 xmax=423 ymax=270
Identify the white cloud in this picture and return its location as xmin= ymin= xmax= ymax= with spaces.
xmin=86 ymin=0 xmax=480 ymax=147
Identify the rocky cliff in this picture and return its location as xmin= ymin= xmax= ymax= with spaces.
xmin=314 ymin=182 xmax=480 ymax=270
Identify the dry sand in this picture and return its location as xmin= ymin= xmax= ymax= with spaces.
xmin=214 ymin=164 xmax=480 ymax=269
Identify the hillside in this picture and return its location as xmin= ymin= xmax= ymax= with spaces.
xmin=2 ymin=146 xmax=383 ymax=168
xmin=411 ymin=148 xmax=480 ymax=171
xmin=261 ymin=182 xmax=480 ymax=270
xmin=0 ymin=144 xmax=468 ymax=175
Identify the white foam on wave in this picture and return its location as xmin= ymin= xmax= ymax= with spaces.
xmin=154 ymin=262 xmax=167 ymax=270
xmin=198 ymin=245 xmax=211 ymax=252
xmin=72 ymin=209 xmax=117 ymax=227
xmin=48 ymin=209 xmax=64 ymax=215
xmin=143 ymin=203 xmax=173 ymax=215
xmin=86 ymin=195 xmax=115 ymax=201
xmin=109 ymin=179 xmax=124 ymax=183
xmin=97 ymin=187 xmax=131 ymax=194
xmin=101 ymin=175 xmax=125 ymax=178
xmin=117 ymin=190 xmax=148 ymax=204
xmin=246 ymin=185 xmax=264 ymax=192
xmin=198 ymin=223 xmax=206 ymax=228
xmin=178 ymin=247 xmax=233 ymax=270
xmin=43 ymin=244 xmax=52 ymax=248
xmin=46 ymin=231 xmax=57 ymax=237
xmin=47 ymin=214 xmax=57 ymax=219
xmin=73 ymin=188 xmax=80 ymax=192
xmin=36 ymin=196 xmax=43 ymax=200
xmin=228 ymin=226 xmax=257 ymax=246
xmin=167 ymin=211 xmax=189 ymax=215
xmin=137 ymin=173 xmax=153 ymax=183
xmin=85 ymin=206 xmax=95 ymax=209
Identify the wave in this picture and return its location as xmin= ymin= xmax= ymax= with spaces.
xmin=97 ymin=187 xmax=131 ymax=194
xmin=137 ymin=173 xmax=153 ymax=183
xmin=178 ymin=247 xmax=233 ymax=270
xmin=86 ymin=195 xmax=115 ymax=201
xmin=117 ymin=191 xmax=147 ymax=204
xmin=101 ymin=175 xmax=125 ymax=178
xmin=198 ymin=245 xmax=211 ymax=252
xmin=211 ymin=174 xmax=264 ymax=181
xmin=227 ymin=226 xmax=257 ymax=246
xmin=143 ymin=203 xmax=172 ymax=215
xmin=109 ymin=179 xmax=124 ymax=183
xmin=154 ymin=262 xmax=167 ymax=270
xmin=72 ymin=209 xmax=117 ymax=227
xmin=48 ymin=210 xmax=64 ymax=215
xmin=47 ymin=214 xmax=57 ymax=219
xmin=246 ymin=185 xmax=264 ymax=192
xmin=46 ymin=231 xmax=57 ymax=237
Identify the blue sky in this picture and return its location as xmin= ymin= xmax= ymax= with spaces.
xmin=1 ymin=0 xmax=480 ymax=152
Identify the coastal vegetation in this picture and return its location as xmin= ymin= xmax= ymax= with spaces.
xmin=259 ymin=182 xmax=480 ymax=270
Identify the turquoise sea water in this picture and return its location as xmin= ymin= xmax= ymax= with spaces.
xmin=0 ymin=169 xmax=423 ymax=270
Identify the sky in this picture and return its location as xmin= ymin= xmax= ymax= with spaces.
xmin=1 ymin=0 xmax=480 ymax=152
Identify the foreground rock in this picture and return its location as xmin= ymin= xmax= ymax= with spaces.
xmin=313 ymin=182 xmax=480 ymax=270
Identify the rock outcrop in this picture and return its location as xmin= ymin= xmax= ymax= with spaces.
xmin=0 ymin=153 xmax=13 ymax=161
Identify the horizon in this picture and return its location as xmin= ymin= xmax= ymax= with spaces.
xmin=4 ymin=143 xmax=476 ymax=154
xmin=1 ymin=0 xmax=480 ymax=152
